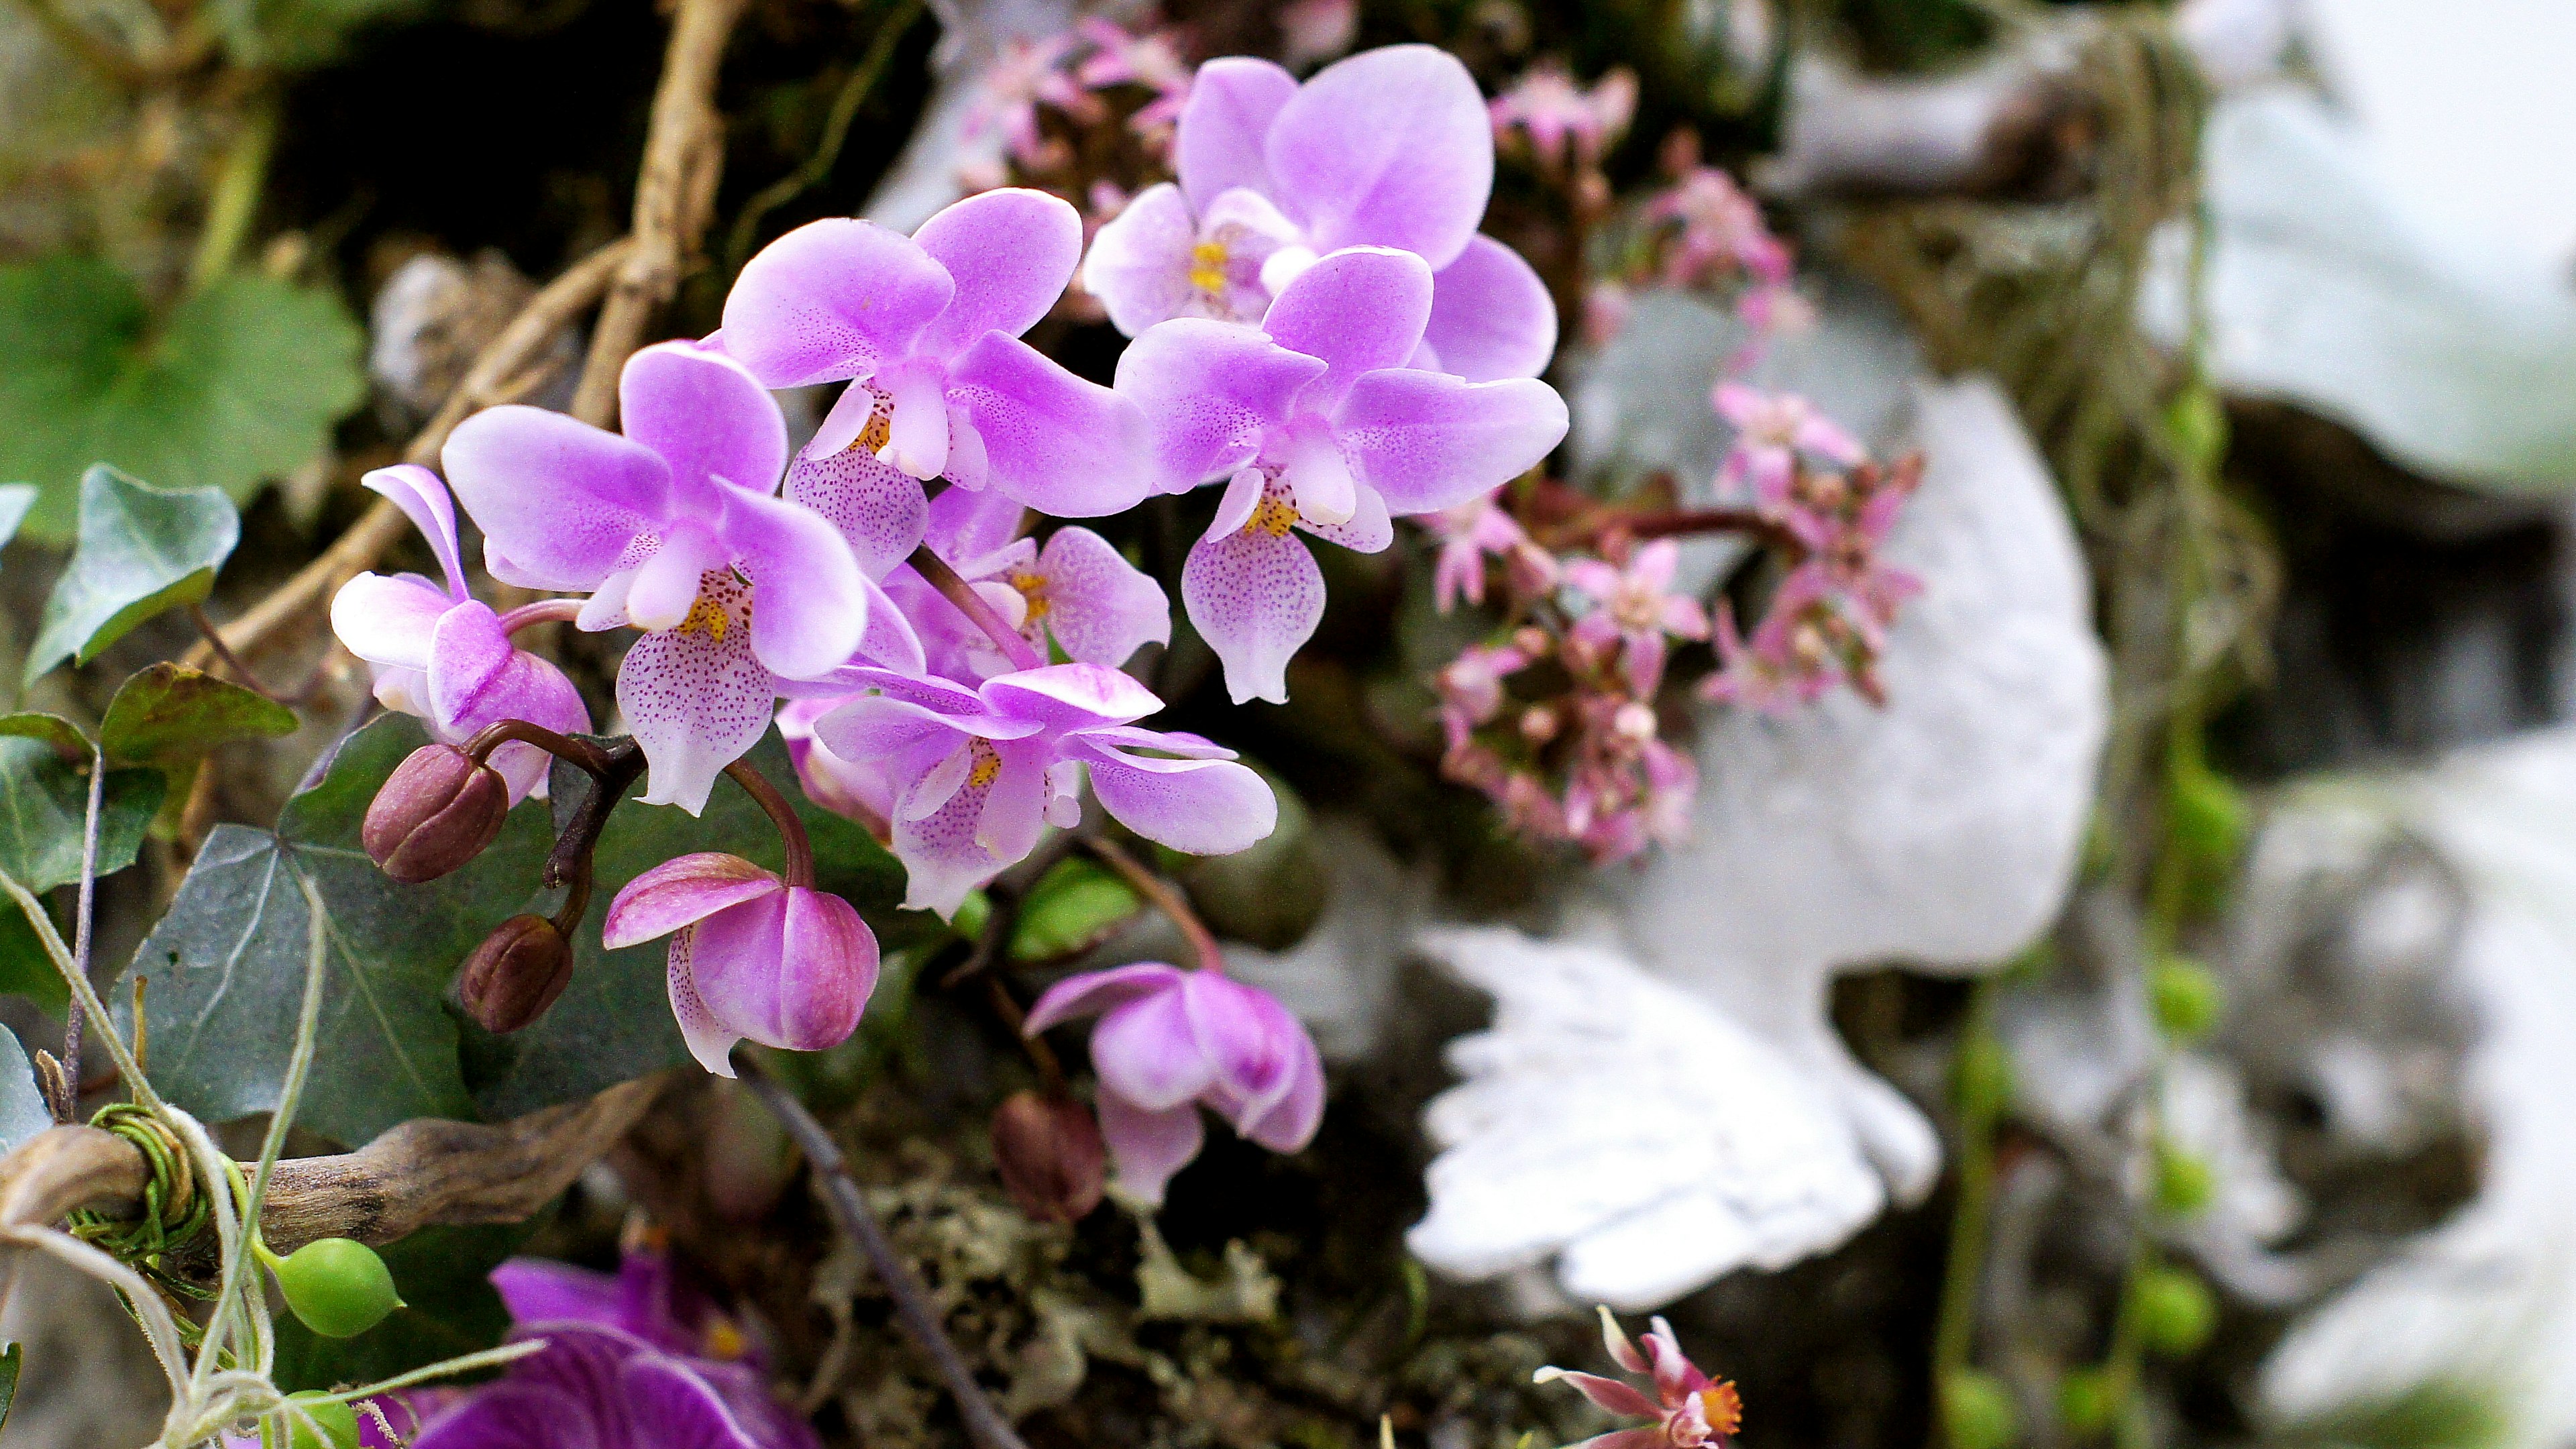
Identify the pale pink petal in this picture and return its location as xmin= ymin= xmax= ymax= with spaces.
xmin=1176 ymin=57 xmax=1299 ymax=209
xmin=1077 ymin=742 xmax=1277 ymax=856
xmin=946 ymin=332 xmax=1155 ymax=517
xmin=1259 ymin=246 xmax=1434 ymax=407
xmin=928 ymin=484 xmax=1028 ymax=565
xmin=1023 ymin=963 xmax=1188 ymax=1033
xmin=1026 ymin=527 xmax=1170 ymax=667
xmin=1424 ymin=235 xmax=1558 ymax=382
xmin=602 ymin=853 xmax=782 ymax=949
xmin=1114 ymin=319 xmax=1326 ymax=494
xmin=1180 ymin=973 xmax=1311 ymax=1127
xmin=912 ymin=188 xmax=1083 ymax=358
xmin=1095 ymin=1091 xmax=1205 ymax=1208
xmin=443 ymin=405 xmax=671 ymax=590
xmin=617 ymin=588 xmax=777 ymax=815
xmin=331 ymin=572 xmax=453 ymax=672
xmin=618 ymin=341 xmax=788 ymax=500
xmin=1264 ymin=44 xmax=1493 ymax=268
xmin=1293 ymin=478 xmax=1392 ymax=553
xmin=720 ymin=217 xmax=957 ymax=388
xmin=1181 ymin=515 xmax=1324 ymax=705
xmin=783 ymin=446 xmax=928 ymax=582
xmin=982 ymin=661 xmax=1161 ymax=733
xmin=1089 ymin=987 xmax=1216 ymax=1112
xmin=1334 ymin=371 xmax=1568 ymax=515
xmin=721 ymin=487 xmax=867 ymax=680
xmin=1081 ymin=181 xmax=1205 ymax=337
xmin=360 ymin=464 xmax=467 ymax=599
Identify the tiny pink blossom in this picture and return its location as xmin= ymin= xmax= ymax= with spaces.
xmin=1489 ymin=63 xmax=1638 ymax=170
xmin=1713 ymin=384 xmax=1865 ymax=505
xmin=1435 ymin=642 xmax=1529 ymax=750
xmin=1646 ymin=165 xmax=1790 ymax=290
xmin=1075 ymin=17 xmax=1193 ymax=138
xmin=1583 ymin=280 xmax=1634 ymax=348
xmin=965 ymin=32 xmax=1103 ymax=168
xmin=1562 ymin=539 xmax=1711 ymax=696
xmin=1276 ymin=0 xmax=1357 ymax=68
xmin=1423 ymin=492 xmax=1532 ymax=612
xmin=1537 ymin=1308 xmax=1744 ymax=1449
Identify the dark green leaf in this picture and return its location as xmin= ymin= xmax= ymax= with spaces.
xmin=0 ymin=1026 xmax=54 ymax=1156
xmin=123 ymin=715 xmax=550 ymax=1146
xmin=1008 ymin=857 xmax=1140 ymax=963
xmin=272 ymin=1220 xmax=536 ymax=1395
xmin=24 ymin=466 xmax=239 ymax=686
xmin=0 ymin=259 xmax=363 ymax=543
xmin=0 ymin=737 xmax=164 ymax=892
xmin=0 ymin=712 xmax=92 ymax=760
xmin=0 ymin=483 xmax=33 ymax=552
xmin=101 ymin=663 xmax=297 ymax=764
xmin=0 ymin=1341 xmax=19 ymax=1434
xmin=465 ymin=735 xmax=911 ymax=1120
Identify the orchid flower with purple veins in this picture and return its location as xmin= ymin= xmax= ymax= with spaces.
xmin=442 ymin=339 xmax=869 ymax=816
xmin=603 ymin=850 xmax=881 ymax=1077
xmin=1022 ymin=963 xmax=1322 ymax=1205
xmin=329 ymin=464 xmax=590 ymax=802
xmin=1714 ymin=383 xmax=1864 ymax=504
xmin=812 ymin=663 xmax=1276 ymax=915
xmin=718 ymin=188 xmax=1152 ymax=581
xmin=1537 ymin=1308 xmax=1744 ymax=1449
xmin=1489 ymin=62 xmax=1637 ymax=170
xmin=1081 ymin=44 xmax=1560 ymax=384
xmin=1563 ymin=540 xmax=1711 ymax=696
xmin=1115 ymin=246 xmax=1568 ymax=702
xmin=400 ymin=1243 xmax=818 ymax=1449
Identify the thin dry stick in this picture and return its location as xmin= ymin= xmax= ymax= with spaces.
xmin=571 ymin=0 xmax=749 ymax=427
xmin=736 ymin=1060 xmax=1033 ymax=1449
xmin=1085 ymin=837 xmax=1225 ymax=975
xmin=55 ymin=745 xmax=106 ymax=1123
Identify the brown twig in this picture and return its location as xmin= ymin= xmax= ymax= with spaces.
xmin=737 ymin=1059 xmax=1034 ymax=1449
xmin=570 ymin=0 xmax=748 ymax=427
xmin=1535 ymin=504 xmax=1807 ymax=555
xmin=1083 ymin=837 xmax=1224 ymax=975
xmin=186 ymin=604 xmax=288 ymax=704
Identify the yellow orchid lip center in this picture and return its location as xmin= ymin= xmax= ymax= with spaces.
xmin=1246 ymin=494 xmax=1299 ymax=537
xmin=966 ymin=737 xmax=1004 ymax=788
xmin=1189 ymin=239 xmax=1231 ymax=295
xmin=1010 ymin=571 xmax=1052 ymax=620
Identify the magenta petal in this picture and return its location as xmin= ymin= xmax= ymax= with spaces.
xmin=1334 ymin=371 xmax=1568 ymax=516
xmin=1260 ymin=247 xmax=1435 ymax=406
xmin=945 ymin=333 xmax=1153 ymax=517
xmin=1176 ymin=56 xmax=1298 ymax=209
xmin=1546 ymin=1371 xmax=1663 ymax=1420
xmin=1264 ymin=44 xmax=1493 ymax=268
xmin=616 ymin=592 xmax=778 ymax=816
xmin=1080 ymin=182 xmax=1204 ymax=337
xmin=602 ymin=852 xmax=781 ymax=949
xmin=443 ymin=405 xmax=672 ymax=590
xmin=413 ymin=1379 xmax=604 ymax=1449
xmin=331 ymin=572 xmax=453 ymax=672
xmin=1181 ymin=517 xmax=1325 ymax=705
xmin=1029 ymin=527 xmax=1170 ymax=667
xmin=1022 ymin=962 xmax=1187 ymax=1033
xmin=721 ymin=487 xmax=867 ymax=680
xmin=490 ymin=1258 xmax=623 ymax=1330
xmin=982 ymin=662 xmax=1161 ymax=733
xmin=1180 ymin=973 xmax=1308 ymax=1126
xmin=616 ymin=1353 xmax=767 ymax=1449
xmin=721 ymin=217 xmax=957 ymax=388
xmin=784 ymin=445 xmax=929 ymax=582
xmin=1079 ymin=746 xmax=1277 ymax=856
xmin=1425 ymin=235 xmax=1558 ymax=382
xmin=1095 ymin=1090 xmax=1205 ymax=1208
xmin=1236 ymin=1023 xmax=1323 ymax=1152
xmin=361 ymin=464 xmax=467 ymax=599
xmin=685 ymin=888 xmax=878 ymax=1061
xmin=911 ymin=188 xmax=1083 ymax=358
xmin=619 ymin=341 xmax=789 ymax=499
xmin=1089 ymin=987 xmax=1217 ymax=1112
xmin=927 ymin=484 xmax=1026 ymax=564
xmin=1114 ymin=319 xmax=1326 ymax=494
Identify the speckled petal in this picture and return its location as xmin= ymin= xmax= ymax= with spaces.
xmin=1334 ymin=370 xmax=1568 ymax=516
xmin=720 ymin=217 xmax=956 ymax=388
xmin=616 ymin=580 xmax=777 ymax=815
xmin=945 ymin=333 xmax=1154 ymax=517
xmin=1180 ymin=508 xmax=1326 ymax=704
xmin=1029 ymin=526 xmax=1170 ymax=667
xmin=1081 ymin=182 xmax=1204 ymax=336
xmin=783 ymin=445 xmax=928 ymax=582
xmin=1113 ymin=319 xmax=1326 ymax=494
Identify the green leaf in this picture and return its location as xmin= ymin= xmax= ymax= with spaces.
xmin=0 ymin=483 xmax=33 ymax=551
xmin=0 ymin=712 xmax=93 ymax=759
xmin=0 ymin=258 xmax=364 ymax=542
xmin=123 ymin=715 xmax=551 ymax=1146
xmin=1008 ymin=857 xmax=1140 ymax=963
xmin=272 ymin=1219 xmax=536 ymax=1395
xmin=464 ymin=735 xmax=912 ymax=1120
xmin=101 ymin=663 xmax=297 ymax=763
xmin=0 ymin=737 xmax=164 ymax=892
xmin=0 ymin=1026 xmax=54 ymax=1156
xmin=0 ymin=904 xmax=68 ymax=1014
xmin=24 ymin=466 xmax=239 ymax=686
xmin=0 ymin=1341 xmax=19 ymax=1435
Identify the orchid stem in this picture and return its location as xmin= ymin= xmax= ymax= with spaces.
xmin=735 ymin=1058 xmax=1036 ymax=1449
xmin=908 ymin=544 xmax=1043 ymax=672
xmin=1084 ymin=838 xmax=1224 ymax=975
xmin=189 ymin=604 xmax=291 ymax=704
xmin=722 ymin=759 xmax=814 ymax=890
xmin=56 ymin=745 xmax=107 ymax=1124
xmin=463 ymin=719 xmax=611 ymax=777
xmin=497 ymin=598 xmax=585 ymax=635
xmin=542 ymin=739 xmax=646 ymax=904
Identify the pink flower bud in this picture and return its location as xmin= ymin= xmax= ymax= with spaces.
xmin=364 ymin=744 xmax=511 ymax=883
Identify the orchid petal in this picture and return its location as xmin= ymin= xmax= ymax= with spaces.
xmin=912 ymin=188 xmax=1083 ymax=358
xmin=619 ymin=341 xmax=788 ymax=500
xmin=331 ymin=572 xmax=454 ymax=672
xmin=626 ymin=527 xmax=729 ymax=634
xmin=1090 ymin=987 xmax=1216 ymax=1112
xmin=617 ymin=587 xmax=777 ymax=815
xmin=618 ymin=1353 xmax=768 ymax=1449
xmin=926 ymin=480 xmax=1027 ymax=564
xmin=1078 ymin=743 xmax=1277 ymax=856
xmin=1236 ymin=1024 xmax=1324 ymax=1152
xmin=982 ymin=661 xmax=1161 ymax=731
xmin=945 ymin=333 xmax=1153 ymax=517
xmin=1260 ymin=246 xmax=1435 ymax=407
xmin=443 ymin=405 xmax=669 ymax=590
xmin=1537 ymin=1370 xmax=1661 ymax=1420
xmin=1114 ymin=319 xmax=1326 ymax=494
xmin=1334 ymin=370 xmax=1568 ymax=515
xmin=1176 ymin=56 xmax=1297 ymax=209
xmin=360 ymin=464 xmax=468 ymax=600
xmin=855 ymin=574 xmax=927 ymax=675
xmin=1181 ymin=973 xmax=1309 ymax=1124
xmin=1028 ymin=527 xmax=1171 ymax=667
xmin=1022 ymin=962 xmax=1188 ymax=1033
xmin=683 ymin=887 xmax=877 ymax=1061
xmin=720 ymin=217 xmax=957 ymax=388
xmin=722 ymin=487 xmax=868 ymax=680
xmin=1294 ymin=478 xmax=1393 ymax=553
xmin=1095 ymin=1091 xmax=1205 ymax=1208
xmin=1264 ymin=44 xmax=1492 ymax=268
xmin=782 ymin=445 xmax=929 ymax=582
xmin=488 ymin=1258 xmax=623 ymax=1330
xmin=1425 ymin=235 xmax=1558 ymax=382
xmin=602 ymin=852 xmax=782 ymax=949
xmin=1080 ymin=182 xmax=1205 ymax=336
xmin=887 ymin=737 xmax=1044 ymax=915
xmin=1181 ymin=510 xmax=1325 ymax=705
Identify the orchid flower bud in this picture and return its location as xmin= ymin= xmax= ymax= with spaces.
xmin=458 ymin=914 xmax=576 ymax=1034
xmin=363 ymin=743 xmax=511 ymax=883
xmin=990 ymin=1090 xmax=1107 ymax=1224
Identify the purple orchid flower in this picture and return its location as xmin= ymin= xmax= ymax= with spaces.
xmin=718 ymin=188 xmax=1152 ymax=581
xmin=404 ymin=1244 xmax=819 ymax=1449
xmin=880 ymin=487 xmax=1172 ymax=682
xmin=330 ymin=465 xmax=590 ymax=803
xmin=1022 ymin=963 xmax=1323 ymax=1205
xmin=810 ymin=663 xmax=1276 ymax=916
xmin=1081 ymin=44 xmax=1558 ymax=384
xmin=603 ymin=852 xmax=881 ymax=1077
xmin=1114 ymin=245 xmax=1568 ymax=702
xmin=442 ymin=340 xmax=870 ymax=816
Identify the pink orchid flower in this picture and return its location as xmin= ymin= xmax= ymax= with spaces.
xmin=1424 ymin=492 xmax=1532 ymax=612
xmin=1537 ymin=1308 xmax=1745 ymax=1449
xmin=1713 ymin=383 xmax=1865 ymax=505
xmin=1563 ymin=540 xmax=1712 ymax=696
xmin=1489 ymin=62 xmax=1637 ymax=170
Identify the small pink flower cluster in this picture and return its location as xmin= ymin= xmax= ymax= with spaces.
xmin=1587 ymin=136 xmax=1808 ymax=353
xmin=1538 ymin=1308 xmax=1746 ymax=1449
xmin=1489 ymin=62 xmax=1638 ymax=172
xmin=962 ymin=15 xmax=1193 ymax=183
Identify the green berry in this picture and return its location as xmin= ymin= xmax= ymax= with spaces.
xmin=2165 ymin=761 xmax=2246 ymax=872
xmin=2057 ymin=1368 xmax=2118 ymax=1435
xmin=2149 ymin=957 xmax=2226 ymax=1041
xmin=2153 ymin=1144 xmax=2218 ymax=1219
xmin=1953 ymin=1034 xmax=2015 ymax=1122
xmin=2164 ymin=386 xmax=2230 ymax=474
xmin=275 ymin=1237 xmax=403 ymax=1338
xmin=262 ymin=1393 xmax=360 ymax=1449
xmin=1941 ymin=1369 xmax=2019 ymax=1449
xmin=2136 ymin=1266 xmax=2218 ymax=1356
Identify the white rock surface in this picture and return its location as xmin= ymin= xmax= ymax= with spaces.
xmin=862 ymin=0 xmax=1087 ymax=233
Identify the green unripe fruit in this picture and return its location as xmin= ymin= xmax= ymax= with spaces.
xmin=275 ymin=1237 xmax=403 ymax=1338
xmin=262 ymin=1393 xmax=360 ymax=1449
xmin=1941 ymin=1369 xmax=2019 ymax=1449
xmin=2165 ymin=760 xmax=2246 ymax=873
xmin=1953 ymin=1034 xmax=2015 ymax=1122
xmin=2164 ymin=386 xmax=2230 ymax=474
xmin=2057 ymin=1368 xmax=2118 ymax=1435
xmin=2137 ymin=1266 xmax=2218 ymax=1356
xmin=2149 ymin=957 xmax=2226 ymax=1041
xmin=2153 ymin=1144 xmax=2218 ymax=1218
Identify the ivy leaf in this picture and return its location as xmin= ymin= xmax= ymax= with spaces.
xmin=0 ymin=737 xmax=164 ymax=892
xmin=0 ymin=712 xmax=93 ymax=760
xmin=464 ymin=735 xmax=912 ymax=1120
xmin=0 ymin=1026 xmax=54 ymax=1155
xmin=0 ymin=258 xmax=363 ymax=543
xmin=272 ymin=1219 xmax=536 ymax=1395
xmin=101 ymin=663 xmax=297 ymax=765
xmin=123 ymin=714 xmax=551 ymax=1146
xmin=1009 ymin=857 xmax=1140 ymax=963
xmin=23 ymin=466 xmax=239 ymax=687
xmin=0 ymin=483 xmax=33 ymax=552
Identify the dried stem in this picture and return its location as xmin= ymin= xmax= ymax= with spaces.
xmin=908 ymin=544 xmax=1044 ymax=672
xmin=55 ymin=744 xmax=107 ymax=1124
xmin=187 ymin=604 xmax=287 ymax=704
xmin=1537 ymin=505 xmax=1805 ymax=555
xmin=736 ymin=1059 xmax=1034 ymax=1449
xmin=1084 ymin=837 xmax=1224 ymax=975
xmin=722 ymin=757 xmax=814 ymax=889
xmin=570 ymin=0 xmax=749 ymax=426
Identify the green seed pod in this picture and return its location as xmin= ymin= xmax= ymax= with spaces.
xmin=262 ymin=1392 xmax=360 ymax=1449
xmin=2136 ymin=1266 xmax=2218 ymax=1356
xmin=2153 ymin=1144 xmax=2218 ymax=1219
xmin=2149 ymin=957 xmax=2226 ymax=1042
xmin=2165 ymin=759 xmax=2247 ymax=875
xmin=1952 ymin=1033 xmax=2015 ymax=1122
xmin=1941 ymin=1369 xmax=2019 ymax=1449
xmin=2056 ymin=1368 xmax=2118 ymax=1435
xmin=276 ymin=1236 xmax=404 ymax=1338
